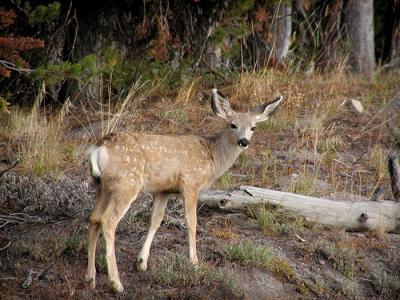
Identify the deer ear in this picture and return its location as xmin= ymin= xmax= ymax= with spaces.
xmin=250 ymin=96 xmax=284 ymax=123
xmin=211 ymin=88 xmax=234 ymax=119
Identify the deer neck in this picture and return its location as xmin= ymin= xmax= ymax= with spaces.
xmin=208 ymin=129 xmax=242 ymax=180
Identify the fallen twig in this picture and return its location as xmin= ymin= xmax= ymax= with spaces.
xmin=0 ymin=160 xmax=20 ymax=177
xmin=0 ymin=241 xmax=11 ymax=251
xmin=294 ymin=233 xmax=306 ymax=243
xmin=0 ymin=213 xmax=44 ymax=229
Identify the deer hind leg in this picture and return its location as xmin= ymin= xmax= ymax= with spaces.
xmin=101 ymin=185 xmax=141 ymax=293
xmin=86 ymin=184 xmax=108 ymax=289
xmin=137 ymin=192 xmax=169 ymax=272
xmin=183 ymin=188 xmax=199 ymax=266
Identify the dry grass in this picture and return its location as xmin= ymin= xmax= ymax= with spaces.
xmin=211 ymin=219 xmax=239 ymax=240
xmin=2 ymin=84 xmax=68 ymax=176
xmin=98 ymin=78 xmax=147 ymax=137
xmin=175 ymin=77 xmax=202 ymax=104
xmin=157 ymin=108 xmax=189 ymax=123
xmin=212 ymin=227 xmax=239 ymax=240
xmin=229 ymin=62 xmax=350 ymax=119
xmin=317 ymin=135 xmax=344 ymax=153
xmin=368 ymin=145 xmax=388 ymax=181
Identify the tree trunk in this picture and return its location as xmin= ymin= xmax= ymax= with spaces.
xmin=272 ymin=3 xmax=292 ymax=64
xmin=389 ymin=153 xmax=400 ymax=202
xmin=391 ymin=23 xmax=400 ymax=67
xmin=200 ymin=186 xmax=400 ymax=233
xmin=347 ymin=0 xmax=376 ymax=77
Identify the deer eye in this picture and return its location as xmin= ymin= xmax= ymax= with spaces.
xmin=251 ymin=126 xmax=256 ymax=131
xmin=230 ymin=123 xmax=237 ymax=129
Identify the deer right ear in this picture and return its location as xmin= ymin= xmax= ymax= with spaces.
xmin=211 ymin=88 xmax=234 ymax=119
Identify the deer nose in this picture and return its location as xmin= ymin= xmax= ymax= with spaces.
xmin=238 ymin=139 xmax=250 ymax=148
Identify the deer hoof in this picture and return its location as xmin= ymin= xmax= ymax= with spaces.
xmin=85 ymin=274 xmax=96 ymax=289
xmin=137 ymin=257 xmax=147 ymax=272
xmin=111 ymin=280 xmax=124 ymax=293
xmin=191 ymin=256 xmax=199 ymax=266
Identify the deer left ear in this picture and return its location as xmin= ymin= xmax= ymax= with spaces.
xmin=250 ymin=96 xmax=284 ymax=123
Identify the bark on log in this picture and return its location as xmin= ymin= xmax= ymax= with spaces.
xmin=200 ymin=186 xmax=400 ymax=233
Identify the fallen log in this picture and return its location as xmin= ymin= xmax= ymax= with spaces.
xmin=199 ymin=186 xmax=400 ymax=233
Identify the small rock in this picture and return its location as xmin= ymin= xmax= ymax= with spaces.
xmin=339 ymin=98 xmax=364 ymax=114
xmin=21 ymin=270 xmax=34 ymax=289
xmin=337 ymin=152 xmax=357 ymax=164
xmin=370 ymin=186 xmax=385 ymax=201
xmin=319 ymin=259 xmax=326 ymax=266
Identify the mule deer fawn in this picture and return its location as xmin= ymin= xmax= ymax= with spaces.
xmin=85 ymin=89 xmax=284 ymax=292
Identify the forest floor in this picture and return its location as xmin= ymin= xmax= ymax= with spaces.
xmin=1 ymin=70 xmax=400 ymax=299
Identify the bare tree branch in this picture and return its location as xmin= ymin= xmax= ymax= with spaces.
xmin=0 ymin=60 xmax=33 ymax=74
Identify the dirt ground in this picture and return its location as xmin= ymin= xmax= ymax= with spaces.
xmin=1 ymin=91 xmax=400 ymax=299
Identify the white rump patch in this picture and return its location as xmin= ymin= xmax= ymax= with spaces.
xmin=88 ymin=145 xmax=108 ymax=178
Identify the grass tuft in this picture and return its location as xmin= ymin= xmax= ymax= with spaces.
xmin=370 ymin=270 xmax=400 ymax=299
xmin=255 ymin=205 xmax=305 ymax=236
xmin=152 ymin=254 xmax=236 ymax=293
xmin=218 ymin=172 xmax=235 ymax=189
xmin=96 ymin=254 xmax=108 ymax=272
xmin=317 ymin=135 xmax=344 ymax=153
xmin=224 ymin=240 xmax=295 ymax=281
xmin=314 ymin=239 xmax=358 ymax=278
xmin=368 ymin=145 xmax=388 ymax=180
xmin=64 ymin=227 xmax=86 ymax=256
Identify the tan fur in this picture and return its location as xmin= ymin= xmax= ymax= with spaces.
xmin=85 ymin=91 xmax=284 ymax=292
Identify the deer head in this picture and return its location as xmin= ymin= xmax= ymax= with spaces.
xmin=211 ymin=88 xmax=284 ymax=149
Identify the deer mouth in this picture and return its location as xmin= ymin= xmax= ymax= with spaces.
xmin=238 ymin=139 xmax=250 ymax=149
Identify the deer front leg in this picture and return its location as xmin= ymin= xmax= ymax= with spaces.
xmin=137 ymin=192 xmax=169 ymax=272
xmin=183 ymin=188 xmax=199 ymax=266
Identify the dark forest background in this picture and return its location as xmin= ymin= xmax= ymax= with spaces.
xmin=0 ymin=0 xmax=399 ymax=107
